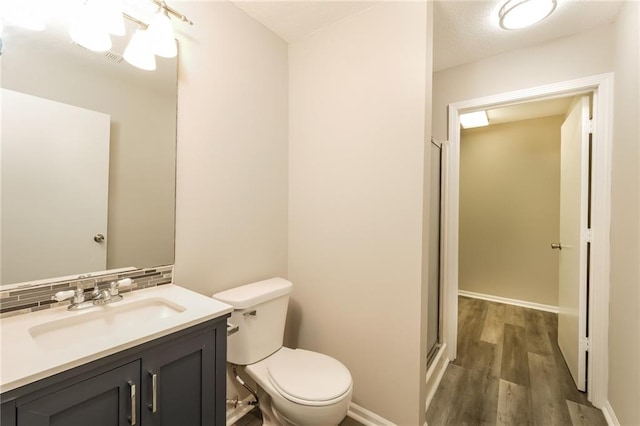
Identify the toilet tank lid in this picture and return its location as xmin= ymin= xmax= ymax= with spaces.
xmin=212 ymin=278 xmax=292 ymax=309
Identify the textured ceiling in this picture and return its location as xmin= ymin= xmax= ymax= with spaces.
xmin=434 ymin=0 xmax=623 ymax=71
xmin=232 ymin=1 xmax=376 ymax=43
xmin=232 ymin=0 xmax=623 ymax=71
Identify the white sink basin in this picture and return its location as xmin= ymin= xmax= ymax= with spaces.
xmin=29 ymin=298 xmax=186 ymax=350
xmin=1 ymin=284 xmax=233 ymax=393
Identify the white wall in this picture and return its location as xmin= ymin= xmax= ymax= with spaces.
xmin=173 ymin=1 xmax=289 ymax=297
xmin=288 ymin=3 xmax=430 ymax=424
xmin=459 ymin=116 xmax=562 ymax=306
xmin=608 ymin=1 xmax=640 ymax=424
xmin=433 ymin=16 xmax=640 ymax=425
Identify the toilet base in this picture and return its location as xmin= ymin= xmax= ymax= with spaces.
xmin=255 ymin=386 xmax=346 ymax=426
xmin=256 ymin=387 xmax=299 ymax=426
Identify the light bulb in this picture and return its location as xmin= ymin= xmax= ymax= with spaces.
xmin=147 ymin=8 xmax=177 ymax=58
xmin=70 ymin=19 xmax=111 ymax=51
xmin=124 ymin=28 xmax=157 ymax=71
xmin=69 ymin=0 xmax=112 ymax=51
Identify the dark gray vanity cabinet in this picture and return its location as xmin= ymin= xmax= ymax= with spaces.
xmin=141 ymin=330 xmax=217 ymax=425
xmin=16 ymin=361 xmax=140 ymax=426
xmin=0 ymin=317 xmax=228 ymax=426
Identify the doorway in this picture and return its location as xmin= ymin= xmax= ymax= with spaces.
xmin=439 ymin=74 xmax=613 ymax=408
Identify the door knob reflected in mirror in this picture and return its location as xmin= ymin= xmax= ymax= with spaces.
xmin=94 ymin=234 xmax=105 ymax=243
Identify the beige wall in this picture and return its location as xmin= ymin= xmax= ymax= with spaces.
xmin=608 ymin=1 xmax=640 ymax=424
xmin=432 ymin=24 xmax=614 ymax=141
xmin=288 ymin=3 xmax=430 ymax=424
xmin=459 ymin=116 xmax=563 ymax=306
xmin=1 ymin=41 xmax=176 ymax=278
xmin=172 ymin=0 xmax=289 ymax=405
xmin=433 ymin=15 xmax=640 ymax=424
xmin=173 ymin=1 xmax=289 ymax=297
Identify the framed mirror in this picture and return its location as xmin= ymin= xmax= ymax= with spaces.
xmin=0 ymin=14 xmax=178 ymax=288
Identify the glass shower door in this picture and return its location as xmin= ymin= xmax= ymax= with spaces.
xmin=427 ymin=139 xmax=443 ymax=366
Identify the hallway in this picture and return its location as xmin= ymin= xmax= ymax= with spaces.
xmin=426 ymin=297 xmax=607 ymax=425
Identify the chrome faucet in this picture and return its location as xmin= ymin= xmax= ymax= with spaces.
xmin=53 ymin=278 xmax=133 ymax=310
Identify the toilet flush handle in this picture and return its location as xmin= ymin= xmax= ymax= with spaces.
xmin=243 ymin=310 xmax=257 ymax=317
xmin=227 ymin=322 xmax=239 ymax=336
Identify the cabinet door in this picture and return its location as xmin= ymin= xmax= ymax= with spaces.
xmin=17 ymin=361 xmax=140 ymax=426
xmin=141 ymin=330 xmax=219 ymax=426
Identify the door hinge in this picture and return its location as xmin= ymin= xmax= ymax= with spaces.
xmin=588 ymin=119 xmax=594 ymax=134
xmin=580 ymin=337 xmax=591 ymax=352
xmin=583 ymin=228 xmax=593 ymax=243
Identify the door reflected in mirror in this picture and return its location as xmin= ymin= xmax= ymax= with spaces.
xmin=0 ymin=19 xmax=178 ymax=287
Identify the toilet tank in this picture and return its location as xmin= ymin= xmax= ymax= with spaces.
xmin=212 ymin=278 xmax=292 ymax=365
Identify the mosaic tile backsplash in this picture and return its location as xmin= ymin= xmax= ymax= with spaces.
xmin=0 ymin=265 xmax=173 ymax=318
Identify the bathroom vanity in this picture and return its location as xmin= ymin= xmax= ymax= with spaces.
xmin=0 ymin=285 xmax=232 ymax=426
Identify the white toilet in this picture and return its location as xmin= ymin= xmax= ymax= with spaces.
xmin=212 ymin=278 xmax=353 ymax=426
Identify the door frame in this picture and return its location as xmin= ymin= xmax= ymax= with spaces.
xmin=441 ymin=73 xmax=613 ymax=407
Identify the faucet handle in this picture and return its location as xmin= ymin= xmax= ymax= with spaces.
xmin=117 ymin=278 xmax=133 ymax=289
xmin=109 ymin=278 xmax=133 ymax=296
xmin=53 ymin=287 xmax=85 ymax=303
xmin=52 ymin=290 xmax=75 ymax=302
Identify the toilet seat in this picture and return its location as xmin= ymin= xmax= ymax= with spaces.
xmin=266 ymin=349 xmax=352 ymax=406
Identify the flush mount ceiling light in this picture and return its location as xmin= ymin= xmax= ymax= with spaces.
xmin=499 ymin=0 xmax=557 ymax=30
xmin=460 ymin=111 xmax=489 ymax=129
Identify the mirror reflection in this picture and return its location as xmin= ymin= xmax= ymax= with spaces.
xmin=0 ymin=17 xmax=177 ymax=288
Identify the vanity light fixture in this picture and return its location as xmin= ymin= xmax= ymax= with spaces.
xmin=3 ymin=0 xmax=191 ymax=71
xmin=70 ymin=0 xmax=115 ymax=52
xmin=498 ymin=0 xmax=557 ymax=30
xmin=3 ymin=1 xmax=46 ymax=31
xmin=146 ymin=3 xmax=177 ymax=58
xmin=123 ymin=27 xmax=157 ymax=71
xmin=459 ymin=111 xmax=489 ymax=129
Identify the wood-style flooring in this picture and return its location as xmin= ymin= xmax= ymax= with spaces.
xmin=427 ymin=297 xmax=608 ymax=426
xmin=232 ymin=407 xmax=364 ymax=426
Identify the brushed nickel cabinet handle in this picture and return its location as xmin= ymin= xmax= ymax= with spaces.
xmin=128 ymin=381 xmax=136 ymax=425
xmin=149 ymin=372 xmax=158 ymax=413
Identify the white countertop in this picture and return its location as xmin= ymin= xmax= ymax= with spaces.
xmin=0 ymin=284 xmax=233 ymax=393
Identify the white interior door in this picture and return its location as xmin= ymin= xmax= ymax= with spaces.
xmin=1 ymin=89 xmax=110 ymax=284
xmin=557 ymin=95 xmax=590 ymax=392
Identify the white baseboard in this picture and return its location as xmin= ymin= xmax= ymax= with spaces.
xmin=227 ymin=398 xmax=395 ymax=426
xmin=226 ymin=395 xmax=257 ymax=426
xmin=458 ymin=290 xmax=559 ymax=313
xmin=425 ymin=344 xmax=449 ymax=411
xmin=347 ymin=402 xmax=396 ymax=426
xmin=602 ymin=401 xmax=620 ymax=426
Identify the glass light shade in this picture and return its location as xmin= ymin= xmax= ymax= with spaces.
xmin=70 ymin=18 xmax=111 ymax=52
xmin=102 ymin=0 xmax=126 ymax=36
xmin=147 ymin=9 xmax=177 ymax=58
xmin=8 ymin=10 xmax=45 ymax=31
xmin=69 ymin=0 xmax=112 ymax=52
xmin=499 ymin=0 xmax=557 ymax=30
xmin=460 ymin=111 xmax=489 ymax=129
xmin=124 ymin=29 xmax=157 ymax=71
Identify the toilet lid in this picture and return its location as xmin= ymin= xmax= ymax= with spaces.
xmin=267 ymin=349 xmax=352 ymax=404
